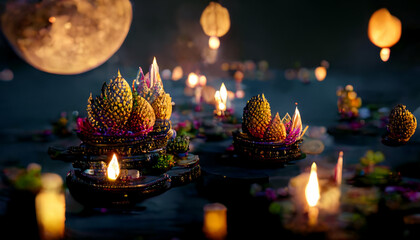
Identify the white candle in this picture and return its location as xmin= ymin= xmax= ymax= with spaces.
xmin=35 ymin=173 xmax=65 ymax=240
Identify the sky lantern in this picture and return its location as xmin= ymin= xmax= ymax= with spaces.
xmin=368 ymin=8 xmax=401 ymax=62
xmin=315 ymin=66 xmax=327 ymax=81
xmin=200 ymin=1 xmax=230 ymax=50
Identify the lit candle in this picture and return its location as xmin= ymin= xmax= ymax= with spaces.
xmin=203 ymin=203 xmax=227 ymax=240
xmin=107 ymin=154 xmax=120 ymax=180
xmin=305 ymin=162 xmax=320 ymax=227
xmin=291 ymin=103 xmax=302 ymax=136
xmin=35 ymin=173 xmax=65 ymax=240
xmin=187 ymin=72 xmax=198 ymax=88
xmin=335 ymin=151 xmax=343 ymax=185
xmin=219 ymin=83 xmax=227 ymax=114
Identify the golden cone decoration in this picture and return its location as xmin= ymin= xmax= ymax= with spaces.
xmin=387 ymin=104 xmax=417 ymax=142
xmin=87 ymin=71 xmax=133 ymax=132
xmin=126 ymin=92 xmax=156 ymax=133
xmin=152 ymin=93 xmax=172 ymax=120
xmin=264 ymin=112 xmax=287 ymax=141
xmin=242 ymin=94 xmax=272 ymax=139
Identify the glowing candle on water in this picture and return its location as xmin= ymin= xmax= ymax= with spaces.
xmin=107 ymin=154 xmax=120 ymax=180
xmin=35 ymin=173 xmax=65 ymax=240
xmin=187 ymin=72 xmax=198 ymax=88
xmin=203 ymin=203 xmax=227 ymax=240
xmin=335 ymin=151 xmax=343 ymax=185
xmin=305 ymin=162 xmax=320 ymax=226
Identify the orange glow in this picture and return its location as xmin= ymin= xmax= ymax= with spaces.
xmin=208 ymin=36 xmax=220 ymax=50
xmin=368 ymin=8 xmax=401 ymax=48
xmin=336 ymin=151 xmax=343 ymax=185
xmin=220 ymin=83 xmax=227 ymax=105
xmin=203 ymin=203 xmax=227 ymax=240
xmin=214 ymin=90 xmax=221 ymax=103
xmin=107 ymin=154 xmax=120 ymax=180
xmin=315 ymin=66 xmax=327 ymax=81
xmin=48 ymin=16 xmax=56 ymax=23
xmin=218 ymin=102 xmax=226 ymax=111
xmin=187 ymin=72 xmax=199 ymax=88
xmin=380 ymin=48 xmax=391 ymax=62
xmin=305 ymin=162 xmax=320 ymax=207
xmin=172 ymin=66 xmax=183 ymax=81
xmin=235 ymin=89 xmax=245 ymax=99
xmin=200 ymin=2 xmax=230 ymax=37
xmin=368 ymin=8 xmax=401 ymax=61
xmin=199 ymin=75 xmax=207 ymax=86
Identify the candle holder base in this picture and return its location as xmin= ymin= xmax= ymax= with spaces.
xmin=66 ymin=170 xmax=171 ymax=207
xmin=232 ymin=131 xmax=305 ymax=167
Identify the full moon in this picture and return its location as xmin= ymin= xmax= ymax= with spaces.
xmin=1 ymin=0 xmax=132 ymax=75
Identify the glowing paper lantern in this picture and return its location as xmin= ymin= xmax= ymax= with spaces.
xmin=315 ymin=66 xmax=327 ymax=81
xmin=1 ymin=0 xmax=132 ymax=75
xmin=208 ymin=36 xmax=220 ymax=50
xmin=368 ymin=8 xmax=401 ymax=61
xmin=200 ymin=2 xmax=230 ymax=37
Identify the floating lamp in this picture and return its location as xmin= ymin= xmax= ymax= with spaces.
xmin=49 ymin=59 xmax=201 ymax=206
xmin=305 ymin=162 xmax=320 ymax=226
xmin=233 ymin=94 xmax=308 ymax=165
xmin=368 ymin=8 xmax=401 ymax=62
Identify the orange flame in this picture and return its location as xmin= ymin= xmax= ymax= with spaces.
xmin=305 ymin=162 xmax=320 ymax=207
xmin=107 ymin=154 xmax=120 ymax=180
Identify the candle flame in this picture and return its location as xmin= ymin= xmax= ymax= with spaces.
xmin=219 ymin=101 xmax=226 ymax=111
xmin=220 ymin=83 xmax=227 ymax=104
xmin=380 ymin=48 xmax=390 ymax=62
xmin=187 ymin=72 xmax=198 ymax=88
xmin=335 ymin=151 xmax=343 ymax=185
xmin=291 ymin=105 xmax=302 ymax=135
xmin=107 ymin=154 xmax=120 ymax=180
xmin=209 ymin=36 xmax=220 ymax=50
xmin=305 ymin=162 xmax=320 ymax=207
xmin=150 ymin=57 xmax=159 ymax=87
xmin=215 ymin=90 xmax=221 ymax=102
